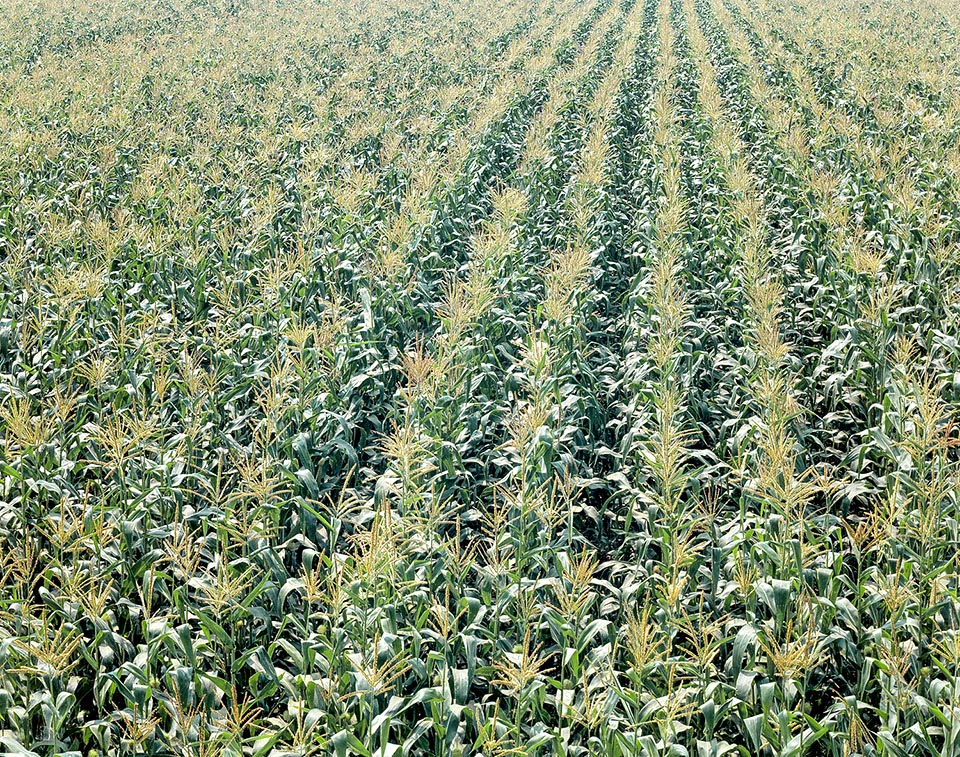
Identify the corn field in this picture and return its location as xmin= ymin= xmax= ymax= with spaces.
xmin=1 ymin=0 xmax=960 ymax=753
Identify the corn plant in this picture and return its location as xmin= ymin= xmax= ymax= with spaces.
xmin=2 ymin=0 xmax=959 ymax=754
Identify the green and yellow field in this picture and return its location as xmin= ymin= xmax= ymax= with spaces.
xmin=2 ymin=0 xmax=960 ymax=753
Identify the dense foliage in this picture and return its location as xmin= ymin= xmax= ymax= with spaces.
xmin=2 ymin=0 xmax=960 ymax=753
